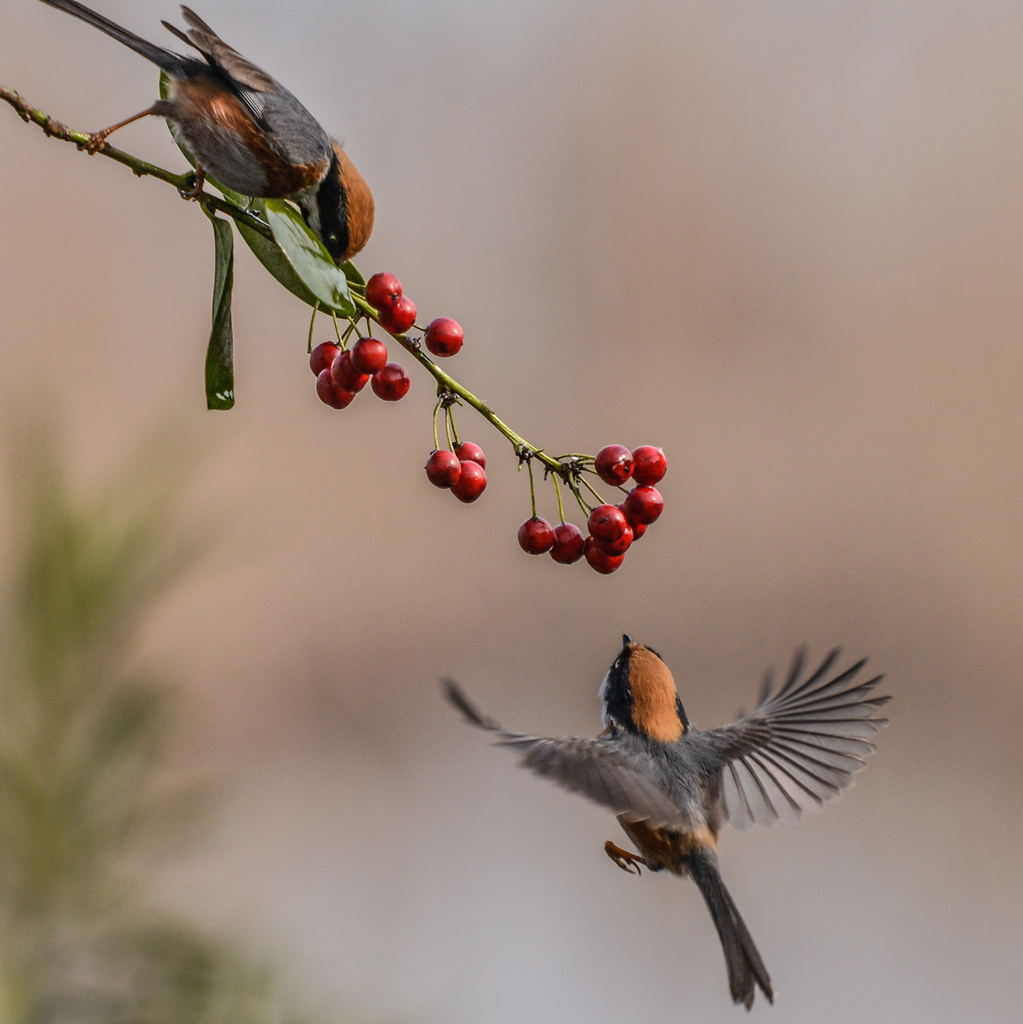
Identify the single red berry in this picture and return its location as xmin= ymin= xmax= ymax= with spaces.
xmin=315 ymin=369 xmax=355 ymax=409
xmin=587 ymin=503 xmax=628 ymax=545
xmin=594 ymin=444 xmax=634 ymax=486
xmin=454 ymin=441 xmax=486 ymax=469
xmin=310 ymin=341 xmax=340 ymax=376
xmin=632 ymin=446 xmax=667 ymax=486
xmin=518 ymin=516 xmax=555 ymax=555
xmin=424 ymin=317 xmax=464 ymax=357
xmin=377 ymin=295 xmax=417 ymax=334
xmin=451 ymin=460 xmax=487 ymax=503
xmin=371 ymin=362 xmax=411 ymax=401
xmin=584 ymin=536 xmax=625 ymax=574
xmin=549 ymin=522 xmax=585 ymax=564
xmin=594 ymin=521 xmax=633 ymax=557
xmin=624 ymin=485 xmax=664 ymax=526
xmin=330 ymin=350 xmax=370 ymax=392
xmin=365 ymin=272 xmax=402 ymax=311
xmin=350 ymin=337 xmax=388 ymax=374
xmin=425 ymin=449 xmax=462 ymax=489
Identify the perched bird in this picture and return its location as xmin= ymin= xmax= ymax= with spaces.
xmin=39 ymin=1 xmax=374 ymax=262
xmin=445 ymin=637 xmax=890 ymax=1009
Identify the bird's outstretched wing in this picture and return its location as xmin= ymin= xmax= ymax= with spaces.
xmin=444 ymin=679 xmax=684 ymax=830
xmin=698 ymin=649 xmax=890 ymax=831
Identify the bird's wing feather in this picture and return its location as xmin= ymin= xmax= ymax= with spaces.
xmin=698 ymin=648 xmax=890 ymax=831
xmin=444 ymin=679 xmax=684 ymax=830
xmin=173 ymin=6 xmax=276 ymax=92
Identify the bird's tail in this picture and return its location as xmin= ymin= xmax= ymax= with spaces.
xmin=688 ymin=850 xmax=774 ymax=1010
xmin=39 ymin=0 xmax=189 ymax=73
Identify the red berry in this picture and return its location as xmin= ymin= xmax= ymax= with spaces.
xmin=451 ymin=460 xmax=487 ymax=503
xmin=549 ymin=522 xmax=585 ymax=564
xmin=331 ymin=350 xmax=370 ymax=392
xmin=632 ymin=446 xmax=667 ymax=486
xmin=315 ymin=369 xmax=355 ymax=409
xmin=350 ymin=337 xmax=388 ymax=374
xmin=584 ymin=536 xmax=625 ymax=574
xmin=624 ymin=485 xmax=664 ymax=526
xmin=371 ymin=363 xmax=411 ymax=401
xmin=310 ymin=341 xmax=340 ymax=376
xmin=518 ymin=516 xmax=555 ymax=554
xmin=594 ymin=444 xmax=634 ymax=486
xmin=587 ymin=504 xmax=628 ymax=545
xmin=425 ymin=449 xmax=461 ymax=488
xmin=454 ymin=441 xmax=486 ymax=469
xmin=424 ymin=317 xmax=464 ymax=357
xmin=365 ymin=272 xmax=402 ymax=311
xmin=594 ymin=521 xmax=633 ymax=556
xmin=377 ymin=295 xmax=417 ymax=334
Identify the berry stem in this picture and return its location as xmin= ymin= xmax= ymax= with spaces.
xmin=526 ymin=456 xmax=538 ymax=519
xmin=352 ymin=293 xmax=564 ymax=475
xmin=306 ymin=301 xmax=320 ymax=354
xmin=552 ymin=473 xmax=567 ymax=524
xmin=431 ymin=399 xmax=442 ymax=452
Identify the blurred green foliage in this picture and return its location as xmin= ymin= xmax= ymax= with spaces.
xmin=0 ymin=424 xmax=344 ymax=1024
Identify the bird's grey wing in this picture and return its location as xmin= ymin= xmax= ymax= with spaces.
xmin=165 ymin=7 xmax=329 ymax=165
xmin=444 ymin=679 xmax=684 ymax=830
xmin=170 ymin=6 xmax=276 ymax=91
xmin=697 ymin=648 xmax=890 ymax=831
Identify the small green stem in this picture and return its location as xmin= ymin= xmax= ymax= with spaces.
xmin=306 ymin=303 xmax=320 ymax=354
xmin=352 ymin=293 xmax=562 ymax=475
xmin=526 ymin=458 xmax=538 ymax=519
xmin=553 ymin=474 xmax=567 ymax=524
xmin=431 ymin=400 xmax=442 ymax=451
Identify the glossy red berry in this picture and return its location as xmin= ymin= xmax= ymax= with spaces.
xmin=518 ymin=516 xmax=555 ymax=554
xmin=365 ymin=272 xmax=402 ymax=311
xmin=424 ymin=317 xmax=464 ymax=357
xmin=624 ymin=485 xmax=664 ymax=526
xmin=425 ymin=449 xmax=461 ymax=488
xmin=330 ymin=350 xmax=370 ymax=392
xmin=587 ymin=504 xmax=628 ymax=545
xmin=594 ymin=521 xmax=633 ymax=557
xmin=451 ymin=460 xmax=487 ymax=503
xmin=594 ymin=444 xmax=634 ymax=486
xmin=454 ymin=441 xmax=486 ymax=469
xmin=371 ymin=363 xmax=411 ymax=401
xmin=584 ymin=536 xmax=625 ymax=574
xmin=350 ymin=337 xmax=388 ymax=374
xmin=632 ymin=446 xmax=667 ymax=486
xmin=310 ymin=341 xmax=340 ymax=376
xmin=315 ymin=369 xmax=355 ymax=409
xmin=377 ymin=295 xmax=417 ymax=334
xmin=549 ymin=522 xmax=585 ymax=564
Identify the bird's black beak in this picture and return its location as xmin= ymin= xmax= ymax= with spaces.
xmin=622 ymin=633 xmax=633 ymax=646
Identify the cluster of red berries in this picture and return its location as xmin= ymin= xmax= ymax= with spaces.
xmin=425 ymin=440 xmax=488 ymax=503
xmin=312 ymin=271 xmax=466 ymax=409
xmin=310 ymin=334 xmax=410 ymax=407
xmin=517 ymin=445 xmax=667 ymax=574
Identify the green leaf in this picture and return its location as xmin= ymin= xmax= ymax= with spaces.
xmin=205 ymin=215 xmax=235 ymax=410
xmin=234 ymin=201 xmax=324 ymax=309
xmin=265 ymin=202 xmax=356 ymax=317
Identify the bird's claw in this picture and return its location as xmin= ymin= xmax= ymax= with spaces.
xmin=604 ymin=840 xmax=645 ymax=875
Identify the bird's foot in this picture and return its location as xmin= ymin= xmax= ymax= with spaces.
xmin=604 ymin=840 xmax=647 ymax=875
xmin=180 ymin=166 xmax=207 ymax=200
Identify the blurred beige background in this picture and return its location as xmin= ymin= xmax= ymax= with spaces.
xmin=2 ymin=0 xmax=1022 ymax=1020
